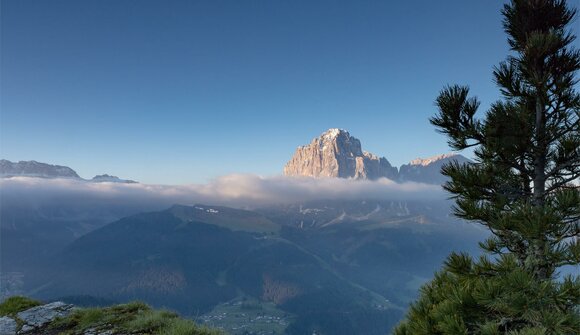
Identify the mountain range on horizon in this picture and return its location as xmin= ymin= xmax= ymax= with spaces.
xmin=0 ymin=159 xmax=137 ymax=184
xmin=1 ymin=129 xmax=469 ymax=185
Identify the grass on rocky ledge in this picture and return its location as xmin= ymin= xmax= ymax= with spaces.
xmin=0 ymin=296 xmax=42 ymax=317
xmin=51 ymin=301 xmax=221 ymax=335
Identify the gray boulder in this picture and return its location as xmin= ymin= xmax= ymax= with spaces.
xmin=0 ymin=317 xmax=17 ymax=335
xmin=16 ymin=301 xmax=74 ymax=333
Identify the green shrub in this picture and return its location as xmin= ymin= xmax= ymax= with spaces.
xmin=0 ymin=296 xmax=42 ymax=317
xmin=75 ymin=308 xmax=106 ymax=329
xmin=51 ymin=301 xmax=149 ymax=331
xmin=160 ymin=317 xmax=221 ymax=335
xmin=125 ymin=309 xmax=178 ymax=332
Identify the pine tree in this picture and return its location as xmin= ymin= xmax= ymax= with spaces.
xmin=394 ymin=1 xmax=580 ymax=333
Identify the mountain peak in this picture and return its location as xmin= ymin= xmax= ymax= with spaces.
xmin=321 ymin=128 xmax=348 ymax=139
xmin=284 ymin=129 xmax=397 ymax=180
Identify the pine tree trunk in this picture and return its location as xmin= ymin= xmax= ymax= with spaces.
xmin=531 ymin=98 xmax=548 ymax=280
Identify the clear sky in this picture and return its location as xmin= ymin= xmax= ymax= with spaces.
xmin=2 ymin=0 xmax=576 ymax=184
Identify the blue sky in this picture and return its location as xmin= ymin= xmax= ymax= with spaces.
xmin=2 ymin=0 xmax=571 ymax=184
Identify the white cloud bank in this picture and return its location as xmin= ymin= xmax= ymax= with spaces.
xmin=0 ymin=174 xmax=445 ymax=210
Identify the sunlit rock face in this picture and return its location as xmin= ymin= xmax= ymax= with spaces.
xmin=398 ymin=153 xmax=471 ymax=185
xmin=283 ymin=129 xmax=398 ymax=180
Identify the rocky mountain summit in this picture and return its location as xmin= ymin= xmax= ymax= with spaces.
xmin=284 ymin=129 xmax=398 ymax=180
xmin=284 ymin=129 xmax=470 ymax=184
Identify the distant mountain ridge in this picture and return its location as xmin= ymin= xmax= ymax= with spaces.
xmin=399 ymin=153 xmax=471 ymax=185
xmin=0 ymin=159 xmax=136 ymax=183
xmin=284 ymin=129 xmax=470 ymax=184
xmin=91 ymin=174 xmax=137 ymax=184
xmin=0 ymin=159 xmax=80 ymax=179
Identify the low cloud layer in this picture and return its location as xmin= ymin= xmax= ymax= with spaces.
xmin=0 ymin=174 xmax=445 ymax=211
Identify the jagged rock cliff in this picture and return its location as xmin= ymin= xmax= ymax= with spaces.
xmin=283 ymin=129 xmax=398 ymax=180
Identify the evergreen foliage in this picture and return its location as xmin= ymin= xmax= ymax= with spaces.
xmin=395 ymin=1 xmax=580 ymax=333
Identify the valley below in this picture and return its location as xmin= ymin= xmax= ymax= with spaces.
xmin=1 ymin=197 xmax=485 ymax=334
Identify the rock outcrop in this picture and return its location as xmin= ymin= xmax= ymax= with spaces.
xmin=0 ymin=299 xmax=214 ymax=335
xmin=283 ymin=129 xmax=398 ymax=180
xmin=0 ymin=301 xmax=74 ymax=335
xmin=0 ymin=317 xmax=17 ymax=335
xmin=16 ymin=301 xmax=74 ymax=332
